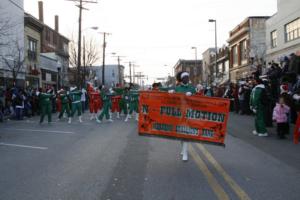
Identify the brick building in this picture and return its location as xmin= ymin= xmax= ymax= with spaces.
xmin=38 ymin=1 xmax=69 ymax=87
xmin=210 ymin=46 xmax=230 ymax=86
xmin=174 ymin=59 xmax=203 ymax=85
xmin=24 ymin=13 xmax=43 ymax=88
xmin=227 ymin=17 xmax=269 ymax=82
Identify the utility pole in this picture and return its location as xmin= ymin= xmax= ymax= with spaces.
xmin=132 ymin=64 xmax=140 ymax=84
xmin=98 ymin=32 xmax=111 ymax=86
xmin=129 ymin=62 xmax=132 ymax=84
xmin=112 ymin=55 xmax=126 ymax=85
xmin=66 ymin=0 xmax=98 ymax=88
xmin=83 ymin=35 xmax=86 ymax=86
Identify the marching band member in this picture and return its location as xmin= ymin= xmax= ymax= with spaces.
xmin=96 ymin=86 xmax=113 ymax=123
xmin=171 ymin=72 xmax=196 ymax=161
xmin=111 ymin=85 xmax=123 ymax=119
xmin=122 ymin=87 xmax=130 ymax=120
xmin=69 ymin=86 xmax=83 ymax=123
xmin=88 ymin=84 xmax=101 ymax=120
xmin=37 ymin=88 xmax=54 ymax=124
xmin=57 ymin=88 xmax=71 ymax=123
xmin=126 ymin=89 xmax=139 ymax=121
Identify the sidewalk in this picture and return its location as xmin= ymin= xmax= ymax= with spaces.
xmin=228 ymin=113 xmax=300 ymax=170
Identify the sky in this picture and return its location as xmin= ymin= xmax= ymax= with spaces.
xmin=24 ymin=0 xmax=277 ymax=84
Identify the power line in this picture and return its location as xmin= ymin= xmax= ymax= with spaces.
xmin=65 ymin=0 xmax=98 ymax=88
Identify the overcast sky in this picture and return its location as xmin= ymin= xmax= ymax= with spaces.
xmin=24 ymin=0 xmax=277 ymax=83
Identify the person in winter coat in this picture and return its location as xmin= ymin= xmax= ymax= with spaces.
xmin=13 ymin=90 xmax=25 ymax=120
xmin=273 ymin=96 xmax=290 ymax=139
xmin=250 ymin=79 xmax=268 ymax=137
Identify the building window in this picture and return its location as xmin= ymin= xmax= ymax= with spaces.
xmin=218 ymin=63 xmax=223 ymax=74
xmin=271 ymin=30 xmax=277 ymax=48
xmin=63 ymin=43 xmax=68 ymax=54
xmin=240 ymin=40 xmax=247 ymax=64
xmin=285 ymin=18 xmax=300 ymax=42
xmin=53 ymin=33 xmax=57 ymax=45
xmin=233 ymin=45 xmax=238 ymax=67
xmin=46 ymin=28 xmax=50 ymax=41
xmin=28 ymin=37 xmax=37 ymax=61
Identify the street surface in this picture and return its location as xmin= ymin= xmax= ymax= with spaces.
xmin=0 ymin=113 xmax=300 ymax=200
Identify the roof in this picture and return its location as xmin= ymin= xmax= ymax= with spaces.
xmin=24 ymin=12 xmax=70 ymax=42
xmin=229 ymin=16 xmax=270 ymax=34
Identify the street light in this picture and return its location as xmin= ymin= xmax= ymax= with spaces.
xmin=191 ymin=46 xmax=198 ymax=69
xmin=209 ymin=19 xmax=218 ymax=82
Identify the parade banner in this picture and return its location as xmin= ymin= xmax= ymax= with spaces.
xmin=138 ymin=91 xmax=230 ymax=146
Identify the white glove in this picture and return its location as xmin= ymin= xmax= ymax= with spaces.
xmin=36 ymin=91 xmax=40 ymax=96
xmin=186 ymin=92 xmax=192 ymax=96
xmin=168 ymin=90 xmax=175 ymax=94
xmin=252 ymin=109 xmax=257 ymax=114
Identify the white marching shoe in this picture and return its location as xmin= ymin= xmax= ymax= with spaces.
xmin=124 ymin=115 xmax=130 ymax=122
xmin=68 ymin=117 xmax=72 ymax=124
xmin=252 ymin=130 xmax=258 ymax=135
xmin=258 ymin=132 xmax=268 ymax=137
xmin=96 ymin=118 xmax=102 ymax=123
xmin=108 ymin=118 xmax=114 ymax=123
xmin=135 ymin=113 xmax=139 ymax=121
xmin=79 ymin=116 xmax=83 ymax=123
xmin=181 ymin=142 xmax=189 ymax=162
xmin=90 ymin=114 xmax=95 ymax=120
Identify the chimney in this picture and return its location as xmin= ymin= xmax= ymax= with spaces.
xmin=55 ymin=15 xmax=59 ymax=32
xmin=38 ymin=1 xmax=44 ymax=22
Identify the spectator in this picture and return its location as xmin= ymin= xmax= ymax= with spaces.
xmin=13 ymin=90 xmax=25 ymax=120
xmin=273 ymin=96 xmax=290 ymax=139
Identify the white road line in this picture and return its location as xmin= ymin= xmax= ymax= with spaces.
xmin=2 ymin=128 xmax=75 ymax=134
xmin=0 ymin=143 xmax=48 ymax=150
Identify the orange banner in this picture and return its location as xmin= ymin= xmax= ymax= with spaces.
xmin=138 ymin=91 xmax=230 ymax=146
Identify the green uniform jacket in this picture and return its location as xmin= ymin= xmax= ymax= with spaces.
xmin=175 ymin=84 xmax=196 ymax=94
xmin=39 ymin=93 xmax=52 ymax=105
xmin=60 ymin=94 xmax=69 ymax=104
xmin=69 ymin=90 xmax=82 ymax=103
xmin=113 ymin=88 xmax=124 ymax=96
xmin=250 ymin=84 xmax=265 ymax=110
xmin=129 ymin=91 xmax=139 ymax=103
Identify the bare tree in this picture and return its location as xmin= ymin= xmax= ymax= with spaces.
xmin=69 ymin=34 xmax=101 ymax=85
xmin=69 ymin=36 xmax=100 ymax=67
xmin=1 ymin=41 xmax=25 ymax=86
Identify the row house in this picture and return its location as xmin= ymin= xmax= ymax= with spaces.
xmin=211 ymin=47 xmax=230 ymax=86
xmin=24 ymin=13 xmax=43 ymax=88
xmin=266 ymin=0 xmax=300 ymax=64
xmin=227 ymin=17 xmax=269 ymax=82
xmin=202 ymin=48 xmax=216 ymax=85
xmin=38 ymin=1 xmax=70 ymax=88
xmin=174 ymin=59 xmax=203 ymax=85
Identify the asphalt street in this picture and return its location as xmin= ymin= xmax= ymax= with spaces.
xmin=0 ymin=113 xmax=300 ymax=200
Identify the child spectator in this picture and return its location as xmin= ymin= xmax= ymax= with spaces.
xmin=273 ymin=96 xmax=290 ymax=139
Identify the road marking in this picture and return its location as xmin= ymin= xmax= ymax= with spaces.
xmin=196 ymin=143 xmax=252 ymax=200
xmin=0 ymin=142 xmax=48 ymax=150
xmin=189 ymin=145 xmax=230 ymax=200
xmin=2 ymin=128 xmax=75 ymax=134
